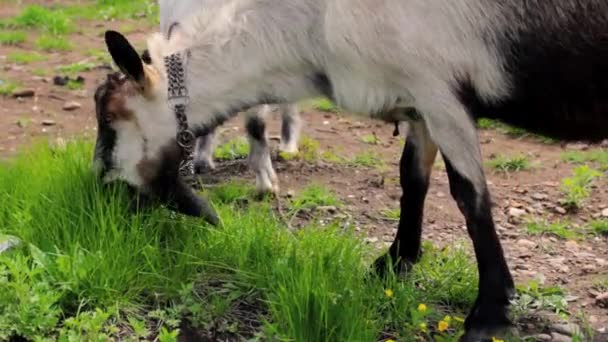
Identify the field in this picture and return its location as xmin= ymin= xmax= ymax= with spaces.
xmin=1 ymin=1 xmax=607 ymax=341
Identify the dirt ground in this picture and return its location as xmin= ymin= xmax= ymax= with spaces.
xmin=1 ymin=3 xmax=607 ymax=340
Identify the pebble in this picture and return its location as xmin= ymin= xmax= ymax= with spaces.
xmin=517 ymin=239 xmax=536 ymax=248
xmin=595 ymin=292 xmax=608 ymax=307
xmin=62 ymin=101 xmax=81 ymax=111
xmin=531 ymin=192 xmax=548 ymax=201
xmin=602 ymin=208 xmax=608 ymax=217
xmin=41 ymin=120 xmax=56 ymax=126
xmin=554 ymin=206 xmax=567 ymax=214
xmin=530 ymin=334 xmax=551 ymax=341
xmin=508 ymin=207 xmax=526 ymax=218
xmin=11 ymin=89 xmax=35 ymax=98
xmin=550 ymin=332 xmax=572 ymax=342
xmin=551 ymin=323 xmax=581 ymax=336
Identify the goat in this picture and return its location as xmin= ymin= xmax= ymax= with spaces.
xmin=94 ymin=1 xmax=608 ymax=340
xmin=158 ymin=0 xmax=303 ymax=191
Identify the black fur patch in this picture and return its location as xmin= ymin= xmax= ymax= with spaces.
xmin=310 ymin=72 xmax=333 ymax=100
xmin=457 ymin=0 xmax=608 ymax=142
xmin=93 ymin=77 xmax=118 ymax=178
xmin=245 ymin=115 xmax=266 ymax=142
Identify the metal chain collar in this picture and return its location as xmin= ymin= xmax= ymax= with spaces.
xmin=164 ymin=51 xmax=195 ymax=154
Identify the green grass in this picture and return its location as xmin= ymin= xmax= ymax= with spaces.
xmin=57 ymin=62 xmax=95 ymax=74
xmin=0 ymin=80 xmax=20 ymax=96
xmin=560 ymin=165 xmax=602 ymax=210
xmin=526 ymin=219 xmax=582 ymax=240
xmin=36 ymin=35 xmax=72 ymax=52
xmin=361 ymin=134 xmax=380 ymax=145
xmin=561 ymin=149 xmax=608 ymax=171
xmin=63 ymin=0 xmax=159 ymax=22
xmin=588 ymin=220 xmax=608 ymax=236
xmin=475 ymin=119 xmax=556 ymax=144
xmin=32 ymin=68 xmax=48 ymax=77
xmin=66 ymin=80 xmax=84 ymax=91
xmin=7 ymin=52 xmax=47 ymax=64
xmin=350 ymin=151 xmax=386 ymax=169
xmin=513 ymin=280 xmax=569 ymax=318
xmin=8 ymin=5 xmax=73 ymax=35
xmin=0 ymin=140 xmax=482 ymax=341
xmin=0 ymin=30 xmax=27 ymax=45
xmin=213 ymin=137 xmax=250 ymax=161
xmin=311 ymin=97 xmax=340 ymax=112
xmin=486 ymin=154 xmax=531 ymax=173
xmin=381 ymin=208 xmax=401 ymax=221
xmin=289 ymin=184 xmax=341 ymax=211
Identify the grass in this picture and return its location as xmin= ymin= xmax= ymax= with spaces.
xmin=9 ymin=5 xmax=73 ymax=35
xmin=66 ymin=80 xmax=84 ymax=91
xmin=475 ymin=119 xmax=556 ymax=144
xmin=279 ymin=136 xmax=322 ymax=163
xmin=526 ymin=219 xmax=582 ymax=240
xmin=57 ymin=62 xmax=95 ymax=74
xmin=561 ymin=149 xmax=608 ymax=171
xmin=513 ymin=280 xmax=569 ymax=318
xmin=381 ymin=208 xmax=401 ymax=221
xmin=0 ymin=30 xmax=27 ymax=45
xmin=289 ymin=184 xmax=341 ymax=211
xmin=350 ymin=151 xmax=386 ymax=169
xmin=36 ymin=35 xmax=72 ymax=52
xmin=486 ymin=154 xmax=530 ymax=173
xmin=560 ymin=165 xmax=602 ymax=210
xmin=32 ymin=68 xmax=48 ymax=77
xmin=7 ymin=52 xmax=47 ymax=64
xmin=213 ymin=137 xmax=250 ymax=161
xmin=588 ymin=220 xmax=608 ymax=236
xmin=361 ymin=134 xmax=380 ymax=145
xmin=0 ymin=80 xmax=20 ymax=96
xmin=311 ymin=97 xmax=340 ymax=112
xmin=0 ymin=140 xmax=482 ymax=341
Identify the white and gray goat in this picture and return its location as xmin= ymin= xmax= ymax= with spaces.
xmin=157 ymin=0 xmax=302 ymax=185
xmin=92 ymin=1 xmax=608 ymax=340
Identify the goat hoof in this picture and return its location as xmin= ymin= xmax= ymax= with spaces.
xmin=461 ymin=299 xmax=515 ymax=342
xmin=460 ymin=325 xmax=518 ymax=342
xmin=371 ymin=252 xmax=415 ymax=279
xmin=279 ymin=143 xmax=299 ymax=154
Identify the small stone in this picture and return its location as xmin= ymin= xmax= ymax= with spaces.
xmin=62 ymin=101 xmax=81 ymax=111
xmin=317 ymin=206 xmax=337 ymax=214
xmin=530 ymin=334 xmax=551 ymax=341
xmin=550 ymin=332 xmax=572 ymax=342
xmin=53 ymin=75 xmax=69 ymax=86
xmin=595 ymin=292 xmax=608 ymax=307
xmin=531 ymin=193 xmax=548 ymax=201
xmin=554 ymin=206 xmax=567 ymax=214
xmin=364 ymin=237 xmax=379 ymax=244
xmin=11 ymin=88 xmax=35 ymax=98
xmin=509 ymin=207 xmax=526 ymax=218
xmin=564 ymin=240 xmax=579 ymax=250
xmin=517 ymin=239 xmax=536 ymax=248
xmin=582 ymin=264 xmax=596 ymax=272
xmin=551 ymin=323 xmax=581 ymax=337
xmin=41 ymin=119 xmax=56 ymax=126
xmin=286 ymin=190 xmax=295 ymax=198
xmin=602 ymin=208 xmax=608 ymax=217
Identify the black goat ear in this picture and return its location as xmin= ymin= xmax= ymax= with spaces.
xmin=105 ymin=30 xmax=145 ymax=84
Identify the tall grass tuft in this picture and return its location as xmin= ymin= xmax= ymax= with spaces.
xmin=0 ymin=140 xmax=477 ymax=341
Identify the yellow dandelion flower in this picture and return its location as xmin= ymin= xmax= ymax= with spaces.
xmin=419 ymin=322 xmax=428 ymax=332
xmin=437 ymin=320 xmax=449 ymax=332
xmin=385 ymin=339 xmax=395 ymax=342
xmin=417 ymin=303 xmax=427 ymax=312
xmin=384 ymin=289 xmax=394 ymax=298
xmin=453 ymin=316 xmax=465 ymax=323
xmin=491 ymin=337 xmax=504 ymax=342
xmin=443 ymin=315 xmax=451 ymax=323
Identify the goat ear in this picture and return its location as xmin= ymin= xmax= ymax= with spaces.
xmin=105 ymin=30 xmax=145 ymax=84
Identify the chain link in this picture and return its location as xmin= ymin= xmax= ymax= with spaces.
xmin=164 ymin=51 xmax=194 ymax=153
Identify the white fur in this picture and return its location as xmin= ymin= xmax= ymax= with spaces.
xmin=123 ymin=0 xmax=516 ymax=196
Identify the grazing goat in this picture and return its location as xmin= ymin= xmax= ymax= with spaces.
xmin=93 ymin=1 xmax=608 ymax=340
xmin=158 ymin=0 xmax=303 ymax=191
